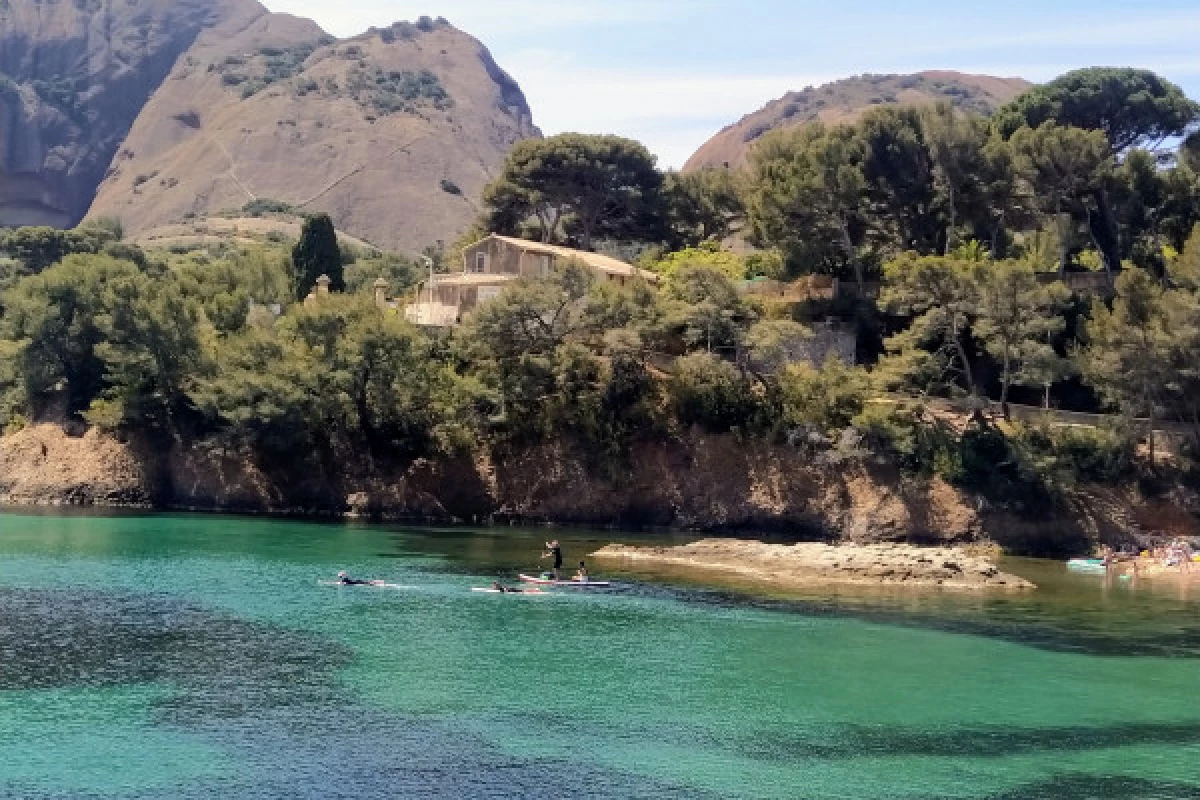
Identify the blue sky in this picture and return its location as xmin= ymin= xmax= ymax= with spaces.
xmin=265 ymin=0 xmax=1200 ymax=168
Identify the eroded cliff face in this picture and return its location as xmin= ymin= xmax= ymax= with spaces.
xmin=0 ymin=0 xmax=261 ymax=227
xmin=6 ymin=423 xmax=1181 ymax=555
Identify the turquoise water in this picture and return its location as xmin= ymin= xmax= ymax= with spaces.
xmin=1 ymin=512 xmax=1199 ymax=799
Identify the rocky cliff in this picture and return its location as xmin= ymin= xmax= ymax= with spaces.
xmin=87 ymin=17 xmax=539 ymax=252
xmin=0 ymin=1 xmax=539 ymax=253
xmin=6 ymin=423 xmax=1191 ymax=556
xmin=0 ymin=0 xmax=255 ymax=227
xmin=684 ymin=71 xmax=1030 ymax=172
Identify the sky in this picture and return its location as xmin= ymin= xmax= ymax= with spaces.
xmin=264 ymin=0 xmax=1200 ymax=169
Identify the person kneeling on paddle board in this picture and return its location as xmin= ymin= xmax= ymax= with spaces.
xmin=337 ymin=571 xmax=374 ymax=586
xmin=542 ymin=540 xmax=564 ymax=579
xmin=575 ymin=561 xmax=589 ymax=583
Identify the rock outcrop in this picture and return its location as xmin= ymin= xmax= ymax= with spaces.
xmin=592 ymin=539 xmax=1035 ymax=591
xmin=684 ymin=71 xmax=1030 ymax=172
xmin=0 ymin=1 xmax=539 ymax=252
xmin=0 ymin=424 xmax=154 ymax=506
xmin=0 ymin=0 xmax=256 ymax=228
xmin=87 ymin=17 xmax=539 ymax=253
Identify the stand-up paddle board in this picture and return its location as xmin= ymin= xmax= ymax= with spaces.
xmin=319 ymin=580 xmax=415 ymax=589
xmin=471 ymin=587 xmax=546 ymax=594
xmin=519 ymin=574 xmax=611 ymax=588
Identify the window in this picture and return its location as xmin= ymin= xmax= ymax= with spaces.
xmin=473 ymin=252 xmax=488 ymax=274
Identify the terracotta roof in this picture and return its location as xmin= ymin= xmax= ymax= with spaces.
xmin=487 ymin=235 xmax=660 ymax=282
xmin=431 ymin=273 xmax=518 ymax=287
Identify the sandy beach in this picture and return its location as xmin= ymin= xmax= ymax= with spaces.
xmin=592 ymin=539 xmax=1036 ymax=591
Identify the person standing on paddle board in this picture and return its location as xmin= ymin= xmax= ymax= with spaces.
xmin=542 ymin=540 xmax=564 ymax=579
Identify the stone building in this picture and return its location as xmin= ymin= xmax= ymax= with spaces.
xmin=405 ymin=234 xmax=659 ymax=327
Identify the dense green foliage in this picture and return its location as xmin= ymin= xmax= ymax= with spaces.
xmin=482 ymin=134 xmax=665 ymax=250
xmin=2 ymin=65 xmax=1199 ymax=511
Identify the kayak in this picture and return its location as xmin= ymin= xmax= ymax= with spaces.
xmin=519 ymin=574 xmax=611 ymax=588
xmin=319 ymin=580 xmax=414 ymax=589
xmin=1066 ymin=559 xmax=1107 ymax=573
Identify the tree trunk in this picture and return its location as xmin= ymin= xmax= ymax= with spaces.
xmin=951 ymin=317 xmax=977 ymax=399
xmin=839 ymin=218 xmax=864 ymax=291
xmin=1000 ymin=344 xmax=1012 ymax=419
xmin=1148 ymin=405 xmax=1157 ymax=466
xmin=1055 ymin=200 xmax=1070 ymax=276
xmin=1088 ymin=188 xmax=1121 ymax=282
xmin=944 ymin=184 xmax=957 ymax=256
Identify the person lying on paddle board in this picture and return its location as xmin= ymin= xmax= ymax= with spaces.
xmin=541 ymin=540 xmax=564 ymax=579
xmin=490 ymin=581 xmax=531 ymax=594
xmin=336 ymin=571 xmax=378 ymax=586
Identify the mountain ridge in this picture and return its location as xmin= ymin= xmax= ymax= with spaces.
xmin=684 ymin=70 xmax=1031 ymax=172
xmin=0 ymin=1 xmax=540 ymax=253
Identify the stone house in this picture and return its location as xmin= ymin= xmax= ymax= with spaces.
xmin=405 ymin=234 xmax=659 ymax=327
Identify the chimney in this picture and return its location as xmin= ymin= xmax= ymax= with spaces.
xmin=316 ymin=275 xmax=331 ymax=296
xmin=374 ymin=277 xmax=389 ymax=309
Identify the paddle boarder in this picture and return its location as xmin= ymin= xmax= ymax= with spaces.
xmin=542 ymin=540 xmax=564 ymax=579
xmin=575 ymin=561 xmax=590 ymax=583
xmin=336 ymin=571 xmax=376 ymax=586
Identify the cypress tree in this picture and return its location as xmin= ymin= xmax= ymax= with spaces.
xmin=292 ymin=213 xmax=343 ymax=299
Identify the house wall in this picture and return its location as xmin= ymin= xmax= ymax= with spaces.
xmin=463 ymin=238 xmax=523 ymax=276
xmin=462 ymin=238 xmax=560 ymax=279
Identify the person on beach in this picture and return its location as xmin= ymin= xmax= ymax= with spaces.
xmin=542 ymin=540 xmax=563 ymax=579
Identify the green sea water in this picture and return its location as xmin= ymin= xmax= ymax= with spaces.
xmin=1 ymin=511 xmax=1198 ymax=799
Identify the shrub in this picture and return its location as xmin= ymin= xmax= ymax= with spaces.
xmin=669 ymin=352 xmax=759 ymax=433
xmin=1013 ymin=422 xmax=1136 ymax=487
xmin=242 ymin=198 xmax=296 ymax=216
xmin=780 ymin=360 xmax=869 ymax=435
xmin=851 ymin=402 xmax=922 ymax=465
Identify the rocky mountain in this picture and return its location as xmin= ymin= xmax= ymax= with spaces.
xmin=684 ymin=71 xmax=1031 ymax=172
xmin=0 ymin=0 xmax=256 ymax=227
xmin=0 ymin=1 xmax=539 ymax=253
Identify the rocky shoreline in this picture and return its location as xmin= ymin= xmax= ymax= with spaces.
xmin=591 ymin=539 xmax=1036 ymax=591
xmin=5 ymin=424 xmax=1200 ymax=559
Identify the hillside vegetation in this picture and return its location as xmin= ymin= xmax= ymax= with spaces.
xmin=2 ymin=66 xmax=1200 ymax=549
